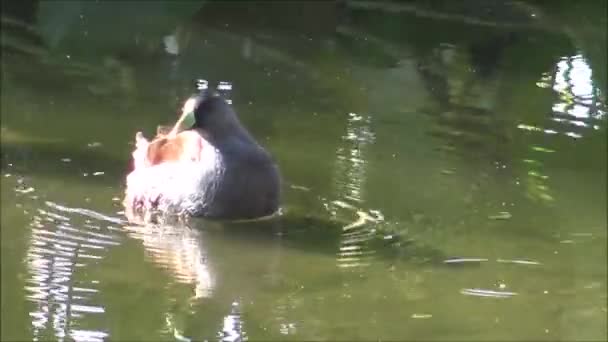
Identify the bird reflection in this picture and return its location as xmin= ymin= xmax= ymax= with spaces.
xmin=123 ymin=221 xmax=214 ymax=300
xmin=122 ymin=220 xmax=219 ymax=341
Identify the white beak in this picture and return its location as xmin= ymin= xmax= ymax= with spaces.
xmin=169 ymin=97 xmax=197 ymax=136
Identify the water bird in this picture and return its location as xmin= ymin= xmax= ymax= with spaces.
xmin=124 ymin=81 xmax=281 ymax=221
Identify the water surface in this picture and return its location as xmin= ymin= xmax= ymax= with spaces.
xmin=1 ymin=1 xmax=606 ymax=341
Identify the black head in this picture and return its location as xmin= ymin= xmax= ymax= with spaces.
xmin=175 ymin=92 xmax=252 ymax=145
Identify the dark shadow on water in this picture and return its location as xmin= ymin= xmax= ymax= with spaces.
xmin=197 ymin=213 xmax=456 ymax=268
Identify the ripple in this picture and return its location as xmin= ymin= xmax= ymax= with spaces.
xmin=496 ymin=258 xmax=542 ymax=266
xmin=461 ymin=288 xmax=518 ymax=298
xmin=329 ymin=112 xmax=383 ymax=271
xmin=45 ymin=201 xmax=127 ymax=225
xmin=23 ymin=201 xmax=122 ymax=342
xmin=443 ymin=257 xmax=489 ymax=264
xmin=71 ymin=305 xmax=105 ymax=314
xmin=218 ymin=302 xmax=247 ymax=342
xmin=335 ymin=210 xmax=381 ymax=269
xmin=69 ymin=330 xmax=109 ymax=342
xmin=333 ymin=112 xmax=375 ymax=205
xmin=529 ymin=54 xmax=606 ymax=144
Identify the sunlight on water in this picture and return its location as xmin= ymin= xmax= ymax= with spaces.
xmin=218 ymin=302 xmax=247 ymax=342
xmin=331 ymin=112 xmax=382 ymax=270
xmin=333 ymin=112 xmax=375 ymax=204
xmin=532 ymin=54 xmax=606 ymax=139
xmin=460 ymin=288 xmax=518 ymax=298
xmin=521 ymin=55 xmax=606 ymax=203
xmin=23 ymin=197 xmax=119 ymax=342
xmin=164 ymin=313 xmax=192 ymax=342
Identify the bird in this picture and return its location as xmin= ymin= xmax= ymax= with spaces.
xmin=124 ymin=81 xmax=281 ymax=222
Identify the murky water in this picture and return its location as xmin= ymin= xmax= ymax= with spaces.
xmin=1 ymin=1 xmax=606 ymax=341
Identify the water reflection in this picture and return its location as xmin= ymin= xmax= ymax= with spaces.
xmin=522 ymin=54 xmax=606 ymax=202
xmin=218 ymin=301 xmax=247 ymax=342
xmin=333 ymin=112 xmax=375 ymax=204
xmin=534 ymin=54 xmax=605 ymax=139
xmin=22 ymin=184 xmax=218 ymax=341
xmin=331 ymin=112 xmax=382 ymax=270
xmin=24 ymin=198 xmax=120 ymax=342
xmin=123 ymin=222 xmax=214 ymax=300
xmin=2 ymin=1 xmax=606 ymax=340
xmin=419 ymin=43 xmax=510 ymax=163
xmin=460 ymin=288 xmax=518 ymax=298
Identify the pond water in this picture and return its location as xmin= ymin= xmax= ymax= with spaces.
xmin=1 ymin=1 xmax=606 ymax=341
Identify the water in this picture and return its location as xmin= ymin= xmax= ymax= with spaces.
xmin=1 ymin=1 xmax=606 ymax=341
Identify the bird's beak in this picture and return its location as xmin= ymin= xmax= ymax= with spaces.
xmin=169 ymin=97 xmax=197 ymax=136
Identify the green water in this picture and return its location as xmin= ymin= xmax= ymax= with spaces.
xmin=1 ymin=1 xmax=606 ymax=341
